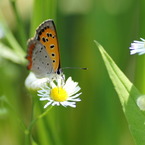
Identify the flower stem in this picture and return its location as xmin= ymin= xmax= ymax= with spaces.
xmin=24 ymin=129 xmax=31 ymax=145
xmin=29 ymin=106 xmax=53 ymax=131
xmin=25 ymin=106 xmax=53 ymax=144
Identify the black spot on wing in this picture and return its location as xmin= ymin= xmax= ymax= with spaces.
xmin=50 ymin=44 xmax=54 ymax=49
xmin=52 ymin=53 xmax=55 ymax=57
xmin=42 ymin=37 xmax=46 ymax=42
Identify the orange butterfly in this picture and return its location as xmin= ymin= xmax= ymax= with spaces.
xmin=26 ymin=19 xmax=61 ymax=79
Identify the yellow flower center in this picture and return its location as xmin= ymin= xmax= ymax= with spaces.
xmin=50 ymin=87 xmax=68 ymax=102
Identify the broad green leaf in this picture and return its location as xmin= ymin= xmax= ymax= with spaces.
xmin=95 ymin=40 xmax=145 ymax=145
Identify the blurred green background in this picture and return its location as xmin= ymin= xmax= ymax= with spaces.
xmin=0 ymin=0 xmax=143 ymax=145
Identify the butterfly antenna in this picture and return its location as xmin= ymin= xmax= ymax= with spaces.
xmin=61 ymin=67 xmax=88 ymax=70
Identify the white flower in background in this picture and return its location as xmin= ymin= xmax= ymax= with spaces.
xmin=129 ymin=38 xmax=145 ymax=55
xmin=38 ymin=76 xmax=82 ymax=108
xmin=25 ymin=72 xmax=49 ymax=91
xmin=136 ymin=95 xmax=145 ymax=111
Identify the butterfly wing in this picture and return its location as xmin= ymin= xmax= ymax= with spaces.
xmin=27 ymin=39 xmax=54 ymax=78
xmin=26 ymin=19 xmax=61 ymax=78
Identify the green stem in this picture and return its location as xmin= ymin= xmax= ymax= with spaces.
xmin=25 ymin=129 xmax=31 ymax=145
xmin=29 ymin=106 xmax=53 ymax=131
xmin=24 ymin=106 xmax=53 ymax=145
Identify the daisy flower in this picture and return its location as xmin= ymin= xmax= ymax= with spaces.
xmin=38 ymin=76 xmax=82 ymax=108
xmin=129 ymin=38 xmax=145 ymax=55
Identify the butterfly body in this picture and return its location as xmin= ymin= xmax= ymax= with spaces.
xmin=26 ymin=19 xmax=61 ymax=79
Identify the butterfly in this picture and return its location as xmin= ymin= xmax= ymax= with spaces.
xmin=26 ymin=19 xmax=62 ymax=79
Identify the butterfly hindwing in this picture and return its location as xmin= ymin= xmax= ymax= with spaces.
xmin=27 ymin=39 xmax=54 ymax=78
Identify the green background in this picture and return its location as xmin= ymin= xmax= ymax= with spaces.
xmin=0 ymin=0 xmax=143 ymax=145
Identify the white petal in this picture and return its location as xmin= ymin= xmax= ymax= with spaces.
xmin=64 ymin=77 xmax=76 ymax=89
xmin=60 ymin=102 xmax=68 ymax=107
xmin=69 ymin=92 xmax=82 ymax=99
xmin=52 ymin=101 xmax=60 ymax=106
xmin=68 ymin=98 xmax=81 ymax=102
xmin=56 ymin=77 xmax=62 ymax=87
xmin=50 ymin=81 xmax=56 ymax=88
xmin=64 ymin=78 xmax=80 ymax=95
xmin=64 ymin=102 xmax=76 ymax=108
xmin=40 ymin=97 xmax=51 ymax=101
xmin=44 ymin=101 xmax=53 ymax=108
xmin=69 ymin=86 xmax=81 ymax=96
xmin=129 ymin=38 xmax=145 ymax=55
xmin=38 ymin=88 xmax=50 ymax=94
xmin=140 ymin=38 xmax=145 ymax=41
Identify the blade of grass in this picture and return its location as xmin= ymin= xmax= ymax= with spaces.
xmin=30 ymin=0 xmax=57 ymax=37
xmin=0 ymin=12 xmax=26 ymax=59
xmin=9 ymin=0 xmax=27 ymax=49
xmin=0 ymin=42 xmax=26 ymax=64
xmin=95 ymin=40 xmax=145 ymax=145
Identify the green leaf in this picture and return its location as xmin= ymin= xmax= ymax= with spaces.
xmin=95 ymin=40 xmax=145 ymax=145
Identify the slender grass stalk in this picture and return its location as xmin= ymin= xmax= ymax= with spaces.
xmin=29 ymin=106 xmax=53 ymax=132
xmin=0 ymin=42 xmax=26 ymax=64
xmin=0 ymin=12 xmax=26 ymax=61
xmin=30 ymin=0 xmax=57 ymax=37
xmin=9 ymin=0 xmax=27 ymax=49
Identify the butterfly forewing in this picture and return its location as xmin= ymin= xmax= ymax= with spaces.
xmin=35 ymin=20 xmax=60 ymax=73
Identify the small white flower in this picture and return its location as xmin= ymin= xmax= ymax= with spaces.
xmin=25 ymin=72 xmax=49 ymax=91
xmin=38 ymin=76 xmax=82 ymax=108
xmin=129 ymin=38 xmax=145 ymax=55
xmin=136 ymin=95 xmax=145 ymax=111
